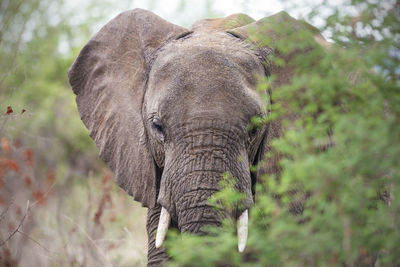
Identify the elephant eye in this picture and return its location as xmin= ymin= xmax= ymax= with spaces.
xmin=247 ymin=121 xmax=261 ymax=140
xmin=248 ymin=127 xmax=258 ymax=139
xmin=152 ymin=117 xmax=165 ymax=141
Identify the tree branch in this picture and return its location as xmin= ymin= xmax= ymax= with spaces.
xmin=0 ymin=200 xmax=29 ymax=247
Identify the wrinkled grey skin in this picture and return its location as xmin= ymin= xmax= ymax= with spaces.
xmin=68 ymin=9 xmax=323 ymax=266
xmin=144 ymin=31 xmax=267 ymax=264
xmin=146 ymin=31 xmax=266 ymax=224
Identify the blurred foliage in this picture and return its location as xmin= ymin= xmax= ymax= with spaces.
xmin=0 ymin=0 xmax=230 ymax=265
xmin=0 ymin=0 xmax=148 ymax=265
xmin=167 ymin=0 xmax=400 ymax=266
xmin=0 ymin=0 xmax=99 ymax=172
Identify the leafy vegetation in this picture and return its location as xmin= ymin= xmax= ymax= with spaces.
xmin=1 ymin=0 xmax=398 ymax=266
xmin=167 ymin=1 xmax=400 ymax=266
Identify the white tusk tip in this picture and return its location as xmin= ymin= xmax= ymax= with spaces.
xmin=155 ymin=239 xmax=162 ymax=248
xmin=238 ymin=243 xmax=246 ymax=253
xmin=237 ymin=209 xmax=248 ymax=253
xmin=155 ymin=207 xmax=171 ymax=249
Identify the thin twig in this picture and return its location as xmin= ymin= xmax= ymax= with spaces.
xmin=62 ymin=214 xmax=113 ymax=267
xmin=0 ymin=200 xmax=29 ymax=247
xmin=17 ymin=230 xmax=62 ymax=266
xmin=30 ymin=182 xmax=55 ymax=208
xmin=16 ymin=230 xmax=56 ymax=254
xmin=0 ymin=198 xmax=13 ymax=222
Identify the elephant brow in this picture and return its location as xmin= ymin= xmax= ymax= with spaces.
xmin=175 ymin=31 xmax=194 ymax=40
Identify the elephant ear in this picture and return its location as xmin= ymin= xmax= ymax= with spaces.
xmin=191 ymin=13 xmax=254 ymax=32
xmin=231 ymin=12 xmax=330 ymax=180
xmin=68 ymin=9 xmax=188 ymax=208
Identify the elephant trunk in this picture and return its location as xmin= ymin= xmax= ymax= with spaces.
xmin=156 ymin=195 xmax=249 ymax=252
xmin=156 ymin=119 xmax=254 ymax=251
xmin=176 ymin=186 xmax=249 ymax=252
xmin=156 ymin=171 xmax=251 ymax=251
xmin=176 ymin=188 xmax=224 ymax=234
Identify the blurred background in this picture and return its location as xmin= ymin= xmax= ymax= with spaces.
xmin=0 ymin=1 xmax=299 ymax=265
xmin=1 ymin=0 xmax=398 ymax=266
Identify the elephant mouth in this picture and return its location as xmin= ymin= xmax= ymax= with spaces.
xmin=155 ymin=206 xmax=249 ymax=252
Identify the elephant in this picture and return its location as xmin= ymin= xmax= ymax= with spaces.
xmin=68 ymin=9 xmax=328 ymax=266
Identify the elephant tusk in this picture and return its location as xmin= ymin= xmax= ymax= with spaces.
xmin=237 ymin=209 xmax=248 ymax=253
xmin=155 ymin=207 xmax=171 ymax=248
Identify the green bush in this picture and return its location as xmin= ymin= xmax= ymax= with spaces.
xmin=167 ymin=1 xmax=399 ymax=266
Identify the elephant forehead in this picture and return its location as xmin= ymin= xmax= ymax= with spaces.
xmin=149 ymin=33 xmax=265 ymax=94
xmin=144 ymin=32 xmax=267 ymax=122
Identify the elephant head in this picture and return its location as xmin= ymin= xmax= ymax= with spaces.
xmin=68 ymin=9 xmax=327 ymax=266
